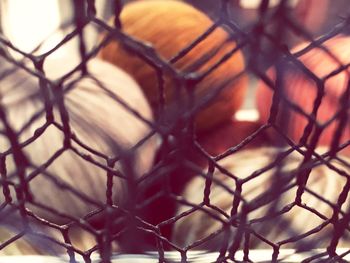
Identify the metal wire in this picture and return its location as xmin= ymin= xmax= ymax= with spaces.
xmin=0 ymin=0 xmax=349 ymax=262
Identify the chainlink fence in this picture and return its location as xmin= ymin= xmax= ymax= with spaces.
xmin=0 ymin=0 xmax=350 ymax=262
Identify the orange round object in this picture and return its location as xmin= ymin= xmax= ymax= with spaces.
xmin=99 ymin=0 xmax=247 ymax=133
xmin=256 ymin=35 xmax=350 ymax=154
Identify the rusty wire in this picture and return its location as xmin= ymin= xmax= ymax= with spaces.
xmin=0 ymin=0 xmax=350 ymax=262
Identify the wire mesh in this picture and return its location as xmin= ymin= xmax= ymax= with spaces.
xmin=0 ymin=0 xmax=349 ymax=262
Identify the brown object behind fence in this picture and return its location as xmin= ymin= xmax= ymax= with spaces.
xmin=99 ymin=0 xmax=248 ymax=133
xmin=0 ymin=0 xmax=349 ymax=262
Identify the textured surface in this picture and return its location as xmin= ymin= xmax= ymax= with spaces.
xmin=99 ymin=0 xmax=247 ymax=132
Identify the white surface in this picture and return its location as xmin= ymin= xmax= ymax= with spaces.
xmin=239 ymin=0 xmax=298 ymax=9
xmin=1 ymin=0 xmax=108 ymax=58
xmin=1 ymin=0 xmax=61 ymax=53
xmin=235 ymin=108 xmax=259 ymax=121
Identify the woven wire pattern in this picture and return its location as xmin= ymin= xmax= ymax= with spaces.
xmin=0 ymin=0 xmax=349 ymax=262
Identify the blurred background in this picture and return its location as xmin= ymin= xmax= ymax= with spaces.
xmin=1 ymin=0 xmax=350 ymax=51
xmin=1 ymin=0 xmax=350 ymax=112
xmin=0 ymin=0 xmax=349 ymax=260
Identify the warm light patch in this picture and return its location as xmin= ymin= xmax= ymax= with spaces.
xmin=239 ymin=0 xmax=299 ymax=9
xmin=235 ymin=109 xmax=259 ymax=121
xmin=1 ymin=0 xmax=60 ymax=53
